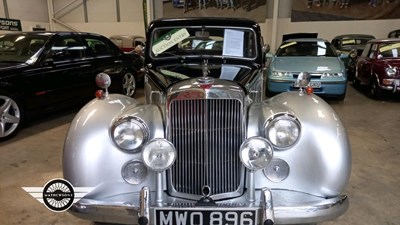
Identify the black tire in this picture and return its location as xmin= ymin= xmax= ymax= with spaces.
xmin=336 ymin=92 xmax=346 ymax=101
xmin=352 ymin=76 xmax=360 ymax=88
xmin=122 ymin=72 xmax=137 ymax=97
xmin=0 ymin=94 xmax=24 ymax=141
xmin=368 ymin=79 xmax=382 ymax=99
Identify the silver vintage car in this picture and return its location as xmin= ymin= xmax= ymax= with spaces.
xmin=63 ymin=17 xmax=351 ymax=225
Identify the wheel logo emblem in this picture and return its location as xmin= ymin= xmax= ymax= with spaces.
xmin=42 ymin=179 xmax=75 ymax=212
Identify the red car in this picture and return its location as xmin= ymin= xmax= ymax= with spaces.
xmin=354 ymin=38 xmax=400 ymax=98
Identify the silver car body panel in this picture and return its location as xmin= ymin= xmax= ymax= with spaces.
xmin=63 ymin=85 xmax=351 ymax=224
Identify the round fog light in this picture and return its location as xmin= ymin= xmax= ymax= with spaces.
xmin=240 ymin=137 xmax=273 ymax=171
xmin=121 ymin=160 xmax=148 ymax=184
xmin=142 ymin=138 xmax=176 ymax=172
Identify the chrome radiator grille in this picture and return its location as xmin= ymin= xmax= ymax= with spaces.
xmin=168 ymin=98 xmax=243 ymax=197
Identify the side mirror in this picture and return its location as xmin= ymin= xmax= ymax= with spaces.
xmin=377 ymin=54 xmax=383 ymax=60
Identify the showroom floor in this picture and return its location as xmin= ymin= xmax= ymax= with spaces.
xmin=0 ymin=84 xmax=399 ymax=225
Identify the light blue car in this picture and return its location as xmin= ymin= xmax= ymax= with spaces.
xmin=267 ymin=38 xmax=347 ymax=100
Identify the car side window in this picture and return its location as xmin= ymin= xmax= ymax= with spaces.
xmin=368 ymin=44 xmax=378 ymax=59
xmin=84 ymin=36 xmax=119 ymax=56
xmin=50 ymin=36 xmax=85 ymax=61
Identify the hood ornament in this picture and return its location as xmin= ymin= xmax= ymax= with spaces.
xmin=195 ymin=185 xmax=216 ymax=206
xmin=202 ymin=59 xmax=210 ymax=77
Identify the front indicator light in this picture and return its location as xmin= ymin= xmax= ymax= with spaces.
xmin=383 ymin=79 xmax=394 ymax=85
xmin=263 ymin=158 xmax=290 ymax=182
xmin=240 ymin=137 xmax=273 ymax=171
xmin=121 ymin=160 xmax=148 ymax=184
xmin=142 ymin=138 xmax=176 ymax=172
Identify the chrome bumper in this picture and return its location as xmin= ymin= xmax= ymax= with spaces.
xmin=69 ymin=187 xmax=349 ymax=225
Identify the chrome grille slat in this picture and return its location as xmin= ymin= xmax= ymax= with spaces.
xmin=169 ymin=98 xmax=243 ymax=197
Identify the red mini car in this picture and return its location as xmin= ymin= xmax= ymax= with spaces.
xmin=354 ymin=38 xmax=400 ymax=98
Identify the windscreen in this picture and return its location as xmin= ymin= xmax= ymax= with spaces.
xmin=379 ymin=42 xmax=400 ymax=58
xmin=276 ymin=40 xmax=337 ymax=57
xmin=150 ymin=26 xmax=257 ymax=59
xmin=340 ymin=38 xmax=373 ymax=47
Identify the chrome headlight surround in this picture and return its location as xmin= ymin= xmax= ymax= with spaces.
xmin=264 ymin=113 xmax=301 ymax=149
xmin=142 ymin=138 xmax=176 ymax=172
xmin=385 ymin=66 xmax=397 ymax=77
xmin=239 ymin=137 xmax=274 ymax=171
xmin=111 ymin=116 xmax=149 ymax=152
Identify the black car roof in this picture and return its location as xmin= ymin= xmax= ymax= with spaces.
xmin=1 ymin=31 xmax=105 ymax=37
xmin=333 ymin=34 xmax=376 ymax=39
xmin=368 ymin=38 xmax=400 ymax=43
xmin=147 ymin=17 xmax=260 ymax=31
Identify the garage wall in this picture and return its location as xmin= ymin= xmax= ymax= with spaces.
xmin=262 ymin=0 xmax=399 ymax=52
xmin=50 ymin=0 xmax=145 ymax=37
xmin=0 ymin=0 xmax=398 ymax=47
xmin=0 ymin=0 xmax=49 ymax=33
xmin=0 ymin=0 xmax=146 ymax=37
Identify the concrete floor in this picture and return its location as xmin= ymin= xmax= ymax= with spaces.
xmin=0 ymin=84 xmax=399 ymax=225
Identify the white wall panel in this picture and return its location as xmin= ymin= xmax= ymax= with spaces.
xmin=53 ymin=21 xmax=146 ymax=37
xmin=119 ymin=0 xmax=143 ymax=22
xmin=53 ymin=0 xmax=85 ymax=23
xmin=2 ymin=0 xmax=48 ymax=22
xmin=263 ymin=18 xmax=399 ymax=53
xmin=87 ymin=0 xmax=116 ymax=22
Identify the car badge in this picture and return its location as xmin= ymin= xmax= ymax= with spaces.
xmin=197 ymin=77 xmax=214 ymax=90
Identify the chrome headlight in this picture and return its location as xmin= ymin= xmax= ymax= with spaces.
xmin=142 ymin=138 xmax=176 ymax=172
xmin=112 ymin=116 xmax=148 ymax=152
xmin=385 ymin=66 xmax=397 ymax=77
xmin=272 ymin=71 xmax=292 ymax=77
xmin=240 ymin=137 xmax=274 ymax=171
xmin=265 ymin=114 xmax=301 ymax=149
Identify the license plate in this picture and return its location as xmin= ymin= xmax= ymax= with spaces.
xmin=155 ymin=208 xmax=257 ymax=225
xmin=292 ymin=81 xmax=321 ymax=88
